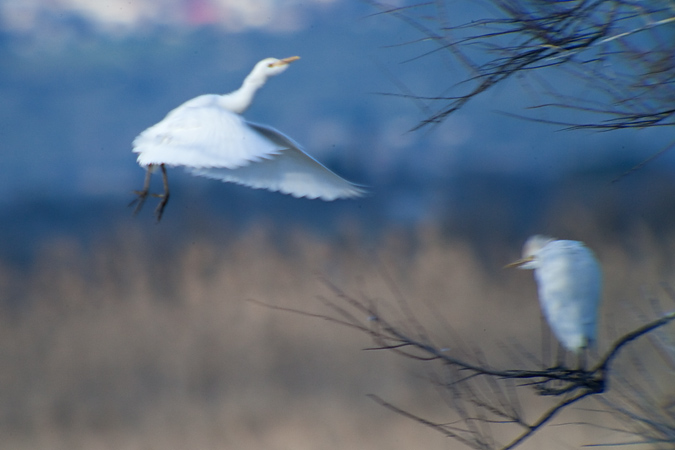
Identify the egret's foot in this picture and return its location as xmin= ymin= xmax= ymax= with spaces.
xmin=129 ymin=189 xmax=150 ymax=215
xmin=152 ymin=192 xmax=170 ymax=222
xmin=129 ymin=164 xmax=169 ymax=222
xmin=130 ymin=167 xmax=154 ymax=216
xmin=153 ymin=164 xmax=170 ymax=222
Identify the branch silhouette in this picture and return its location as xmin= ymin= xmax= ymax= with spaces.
xmin=368 ymin=0 xmax=675 ymax=132
xmin=250 ymin=277 xmax=675 ymax=450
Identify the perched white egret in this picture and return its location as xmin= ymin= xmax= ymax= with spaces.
xmin=130 ymin=56 xmax=364 ymax=220
xmin=506 ymin=235 xmax=602 ymax=365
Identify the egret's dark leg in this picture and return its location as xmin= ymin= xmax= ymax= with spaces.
xmin=153 ymin=164 xmax=170 ymax=222
xmin=577 ymin=347 xmax=587 ymax=371
xmin=541 ymin=315 xmax=550 ymax=369
xmin=129 ymin=165 xmax=153 ymax=215
xmin=554 ymin=341 xmax=565 ymax=369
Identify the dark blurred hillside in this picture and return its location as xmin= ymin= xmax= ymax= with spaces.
xmin=2 ymin=157 xmax=674 ymax=272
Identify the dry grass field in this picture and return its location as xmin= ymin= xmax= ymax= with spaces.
xmin=1 ymin=216 xmax=674 ymax=449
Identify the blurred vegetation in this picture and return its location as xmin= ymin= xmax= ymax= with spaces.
xmin=1 ymin=218 xmax=674 ymax=448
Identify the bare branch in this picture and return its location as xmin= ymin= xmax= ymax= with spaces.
xmin=255 ymin=270 xmax=675 ymax=450
xmin=370 ymin=0 xmax=675 ymax=132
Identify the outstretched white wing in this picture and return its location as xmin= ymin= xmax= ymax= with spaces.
xmin=133 ymin=95 xmax=282 ymax=169
xmin=189 ymin=122 xmax=365 ymax=200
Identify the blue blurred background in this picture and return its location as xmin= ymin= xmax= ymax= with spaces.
xmin=2 ymin=0 xmax=674 ymax=263
xmin=2 ymin=4 xmax=674 ymax=448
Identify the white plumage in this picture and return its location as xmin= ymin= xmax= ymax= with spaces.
xmin=134 ymin=95 xmax=281 ymax=170
xmin=130 ymin=56 xmax=364 ymax=220
xmin=508 ymin=235 xmax=602 ymax=354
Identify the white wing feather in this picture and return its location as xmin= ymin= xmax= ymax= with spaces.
xmin=189 ymin=122 xmax=365 ymax=200
xmin=534 ymin=241 xmax=602 ymax=351
xmin=133 ymin=95 xmax=282 ymax=169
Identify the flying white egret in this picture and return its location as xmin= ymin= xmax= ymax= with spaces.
xmin=130 ymin=56 xmax=364 ymax=220
xmin=506 ymin=235 xmax=602 ymax=367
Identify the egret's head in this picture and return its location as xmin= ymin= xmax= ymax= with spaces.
xmin=505 ymin=235 xmax=555 ymax=270
xmin=253 ymin=56 xmax=301 ymax=79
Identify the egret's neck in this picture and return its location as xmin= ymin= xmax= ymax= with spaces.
xmin=218 ymin=73 xmax=267 ymax=114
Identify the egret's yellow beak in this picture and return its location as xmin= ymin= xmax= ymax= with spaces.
xmin=503 ymin=255 xmax=535 ymax=269
xmin=270 ymin=56 xmax=301 ymax=67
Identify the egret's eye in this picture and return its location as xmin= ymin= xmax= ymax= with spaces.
xmin=267 ymin=63 xmax=274 ymax=67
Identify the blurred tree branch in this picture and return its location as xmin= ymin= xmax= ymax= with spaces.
xmin=250 ymin=278 xmax=675 ymax=449
xmin=368 ymin=0 xmax=675 ymax=132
